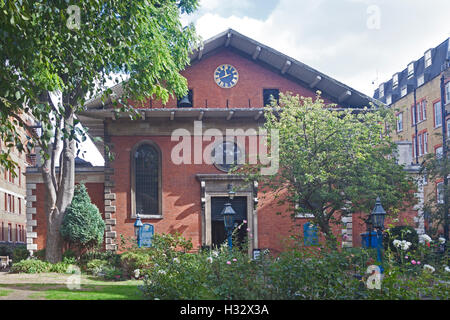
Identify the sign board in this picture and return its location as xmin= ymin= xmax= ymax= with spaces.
xmin=139 ymin=223 xmax=154 ymax=248
xmin=303 ymin=222 xmax=319 ymax=246
xmin=252 ymin=249 xmax=261 ymax=260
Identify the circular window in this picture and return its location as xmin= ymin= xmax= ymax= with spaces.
xmin=211 ymin=141 xmax=243 ymax=172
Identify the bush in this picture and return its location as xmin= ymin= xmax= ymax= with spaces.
xmin=48 ymin=262 xmax=74 ymax=273
xmin=0 ymin=244 xmax=14 ymax=257
xmin=10 ymin=259 xmax=51 ymax=273
xmin=34 ymin=249 xmax=46 ymax=261
xmin=102 ymin=266 xmax=125 ymax=281
xmin=80 ymin=249 xmax=121 ymax=271
xmin=86 ymin=259 xmax=109 ymax=276
xmin=60 ymin=184 xmax=105 ymax=255
xmin=12 ymin=245 xmax=29 ymax=263
xmin=120 ymin=249 xmax=154 ymax=277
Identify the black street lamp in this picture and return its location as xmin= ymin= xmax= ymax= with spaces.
xmin=134 ymin=213 xmax=144 ymax=248
xmin=370 ymin=197 xmax=386 ymax=268
xmin=221 ymin=184 xmax=236 ymax=251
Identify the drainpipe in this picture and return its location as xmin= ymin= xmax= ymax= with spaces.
xmin=440 ymin=70 xmax=449 ymax=241
xmin=414 ymin=88 xmax=419 ymax=164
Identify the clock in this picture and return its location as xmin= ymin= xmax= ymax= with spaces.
xmin=211 ymin=141 xmax=242 ymax=172
xmin=214 ymin=64 xmax=239 ymax=88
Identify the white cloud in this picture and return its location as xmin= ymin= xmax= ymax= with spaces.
xmin=192 ymin=0 xmax=450 ymax=96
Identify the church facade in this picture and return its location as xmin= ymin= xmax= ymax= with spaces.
xmin=25 ymin=29 xmax=420 ymax=255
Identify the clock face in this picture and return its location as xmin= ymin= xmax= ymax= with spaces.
xmin=211 ymin=141 xmax=242 ymax=172
xmin=214 ymin=64 xmax=239 ymax=88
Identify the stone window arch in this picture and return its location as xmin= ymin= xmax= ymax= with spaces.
xmin=131 ymin=141 xmax=162 ymax=219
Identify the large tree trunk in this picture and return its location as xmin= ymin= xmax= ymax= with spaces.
xmin=43 ymin=101 xmax=76 ymax=263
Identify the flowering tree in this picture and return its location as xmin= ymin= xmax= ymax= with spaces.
xmin=237 ymin=93 xmax=416 ymax=247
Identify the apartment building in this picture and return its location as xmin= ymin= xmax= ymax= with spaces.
xmin=0 ymin=114 xmax=36 ymax=246
xmin=373 ymin=37 xmax=450 ymax=232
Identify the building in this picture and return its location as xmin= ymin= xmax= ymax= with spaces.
xmin=373 ymin=37 xmax=450 ymax=235
xmin=26 ymin=29 xmax=420 ymax=255
xmin=0 ymin=113 xmax=36 ymax=247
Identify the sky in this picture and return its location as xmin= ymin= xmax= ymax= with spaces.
xmin=80 ymin=0 xmax=450 ymax=166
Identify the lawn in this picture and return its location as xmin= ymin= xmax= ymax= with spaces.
xmin=0 ymin=273 xmax=144 ymax=300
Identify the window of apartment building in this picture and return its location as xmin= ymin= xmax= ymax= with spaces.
xmin=407 ymin=62 xmax=414 ymax=78
xmin=425 ymin=49 xmax=432 ymax=68
xmin=446 ymin=82 xmax=450 ymax=104
xmin=417 ymin=74 xmax=425 ymax=87
xmin=386 ymin=95 xmax=392 ymax=105
xmin=378 ymin=83 xmax=384 ymax=98
xmin=436 ymin=146 xmax=443 ymax=159
xmin=7 ymin=224 xmax=11 ymax=242
xmin=413 ymin=132 xmax=428 ymax=157
xmin=437 ymin=182 xmax=444 ymax=204
xmin=1 ymin=222 xmax=3 ymax=241
xmin=18 ymin=198 xmax=21 ymax=215
xmin=434 ymin=101 xmax=442 ymax=127
xmin=401 ymin=85 xmax=407 ymax=97
xmin=396 ymin=112 xmax=403 ymax=132
xmin=392 ymin=74 xmax=399 ymax=89
xmin=447 ymin=119 xmax=450 ymax=138
xmin=411 ymin=105 xmax=417 ymax=125
xmin=418 ymin=100 xmax=426 ymax=122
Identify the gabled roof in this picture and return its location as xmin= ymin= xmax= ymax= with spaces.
xmin=85 ymin=28 xmax=378 ymax=110
xmin=189 ymin=29 xmax=378 ymax=108
xmin=373 ymin=37 xmax=450 ymax=104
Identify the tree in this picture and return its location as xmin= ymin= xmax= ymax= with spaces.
xmin=237 ymin=93 xmax=416 ymax=246
xmin=0 ymin=0 xmax=199 ymax=262
xmin=61 ymin=184 xmax=105 ymax=255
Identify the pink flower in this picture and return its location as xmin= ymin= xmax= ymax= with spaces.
xmin=243 ymin=220 xmax=247 ymax=224
xmin=247 ymin=228 xmax=251 ymax=232
xmin=226 ymin=261 xmax=231 ymax=265
xmin=417 ymin=261 xmax=421 ymax=265
xmin=411 ymin=260 xmax=416 ymax=265
xmin=405 ymin=256 xmax=409 ymax=259
xmin=232 ymin=258 xmax=237 ymax=262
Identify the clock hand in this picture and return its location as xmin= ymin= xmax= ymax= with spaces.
xmin=219 ymin=72 xmax=231 ymax=80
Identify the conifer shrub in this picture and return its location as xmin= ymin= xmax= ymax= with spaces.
xmin=60 ymin=184 xmax=105 ymax=256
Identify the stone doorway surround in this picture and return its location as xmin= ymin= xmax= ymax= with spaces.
xmin=196 ymin=174 xmax=258 ymax=256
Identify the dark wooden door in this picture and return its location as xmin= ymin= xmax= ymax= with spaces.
xmin=211 ymin=196 xmax=247 ymax=249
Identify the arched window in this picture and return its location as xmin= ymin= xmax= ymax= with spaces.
xmin=131 ymin=142 xmax=161 ymax=218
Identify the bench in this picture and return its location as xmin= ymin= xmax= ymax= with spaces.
xmin=0 ymin=256 xmax=11 ymax=269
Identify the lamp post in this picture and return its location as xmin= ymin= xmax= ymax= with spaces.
xmin=370 ymin=197 xmax=387 ymax=268
xmin=134 ymin=213 xmax=144 ymax=248
xmin=221 ymin=184 xmax=236 ymax=252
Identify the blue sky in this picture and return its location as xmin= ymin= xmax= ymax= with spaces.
xmin=80 ymin=0 xmax=450 ymax=165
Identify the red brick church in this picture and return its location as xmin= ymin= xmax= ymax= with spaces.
xmin=25 ymin=29 xmax=420 ymax=255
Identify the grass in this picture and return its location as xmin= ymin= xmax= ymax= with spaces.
xmin=0 ymin=275 xmax=145 ymax=300
xmin=28 ymin=281 xmax=144 ymax=300
xmin=0 ymin=289 xmax=12 ymax=297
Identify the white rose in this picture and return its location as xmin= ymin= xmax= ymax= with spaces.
xmin=423 ymin=264 xmax=435 ymax=273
